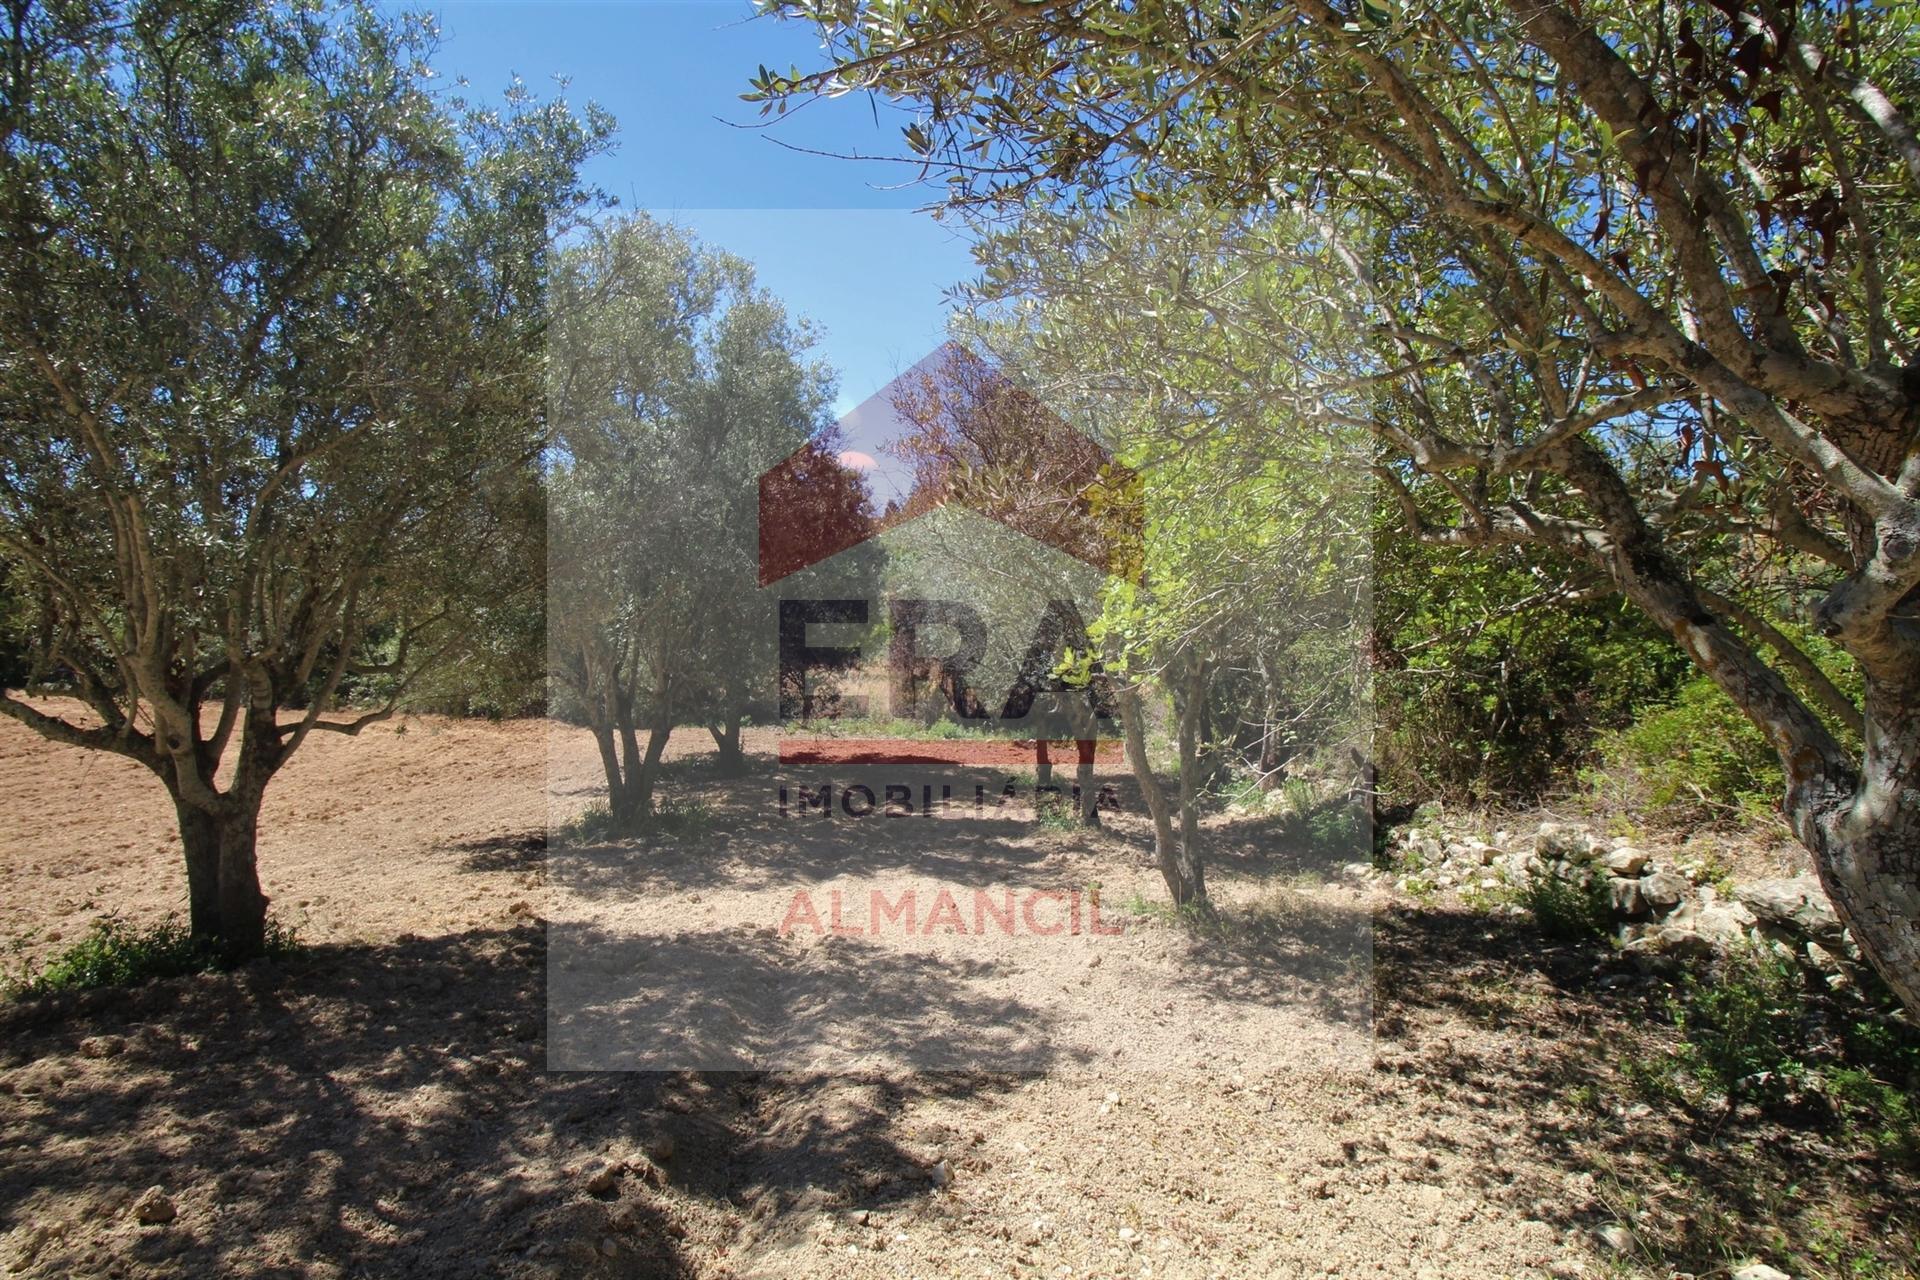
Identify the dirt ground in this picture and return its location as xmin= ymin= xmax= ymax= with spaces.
xmin=0 ymin=705 xmax=1911 ymax=1279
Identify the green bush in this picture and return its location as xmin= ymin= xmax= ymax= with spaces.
xmin=1651 ymin=948 xmax=1920 ymax=1156
xmin=1670 ymin=946 xmax=1810 ymax=1099
xmin=653 ymin=795 xmax=716 ymax=839
xmin=555 ymin=796 xmax=716 ymax=845
xmin=553 ymin=802 xmax=621 ymax=847
xmin=1590 ymin=679 xmax=1782 ymax=825
xmin=1511 ymin=864 xmax=1613 ymax=941
xmin=5 ymin=914 xmax=301 ymax=999
xmin=1375 ymin=538 xmax=1691 ymax=804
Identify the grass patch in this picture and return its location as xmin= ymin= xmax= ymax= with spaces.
xmin=4 ymin=913 xmax=301 ymax=999
xmin=653 ymin=795 xmax=716 ymax=839
xmin=553 ymin=802 xmax=623 ymax=847
xmin=554 ymin=796 xmax=718 ymax=846
xmin=1033 ymin=789 xmax=1084 ymax=831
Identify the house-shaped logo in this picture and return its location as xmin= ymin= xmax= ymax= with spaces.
xmin=758 ymin=343 xmax=1141 ymax=587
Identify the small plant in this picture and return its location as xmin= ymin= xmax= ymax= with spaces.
xmin=1623 ymin=948 xmax=1920 ymax=1158
xmin=1511 ymin=863 xmax=1612 ymax=941
xmin=1034 ymin=798 xmax=1082 ymax=832
xmin=1399 ymin=872 xmax=1440 ymax=903
xmin=652 ymin=795 xmax=716 ymax=840
xmin=1587 ymin=678 xmax=1785 ymax=827
xmin=553 ymin=802 xmax=622 ymax=847
xmin=1669 ymin=946 xmax=1812 ymax=1102
xmin=553 ymin=795 xmax=718 ymax=845
xmin=4 ymin=913 xmax=301 ymax=999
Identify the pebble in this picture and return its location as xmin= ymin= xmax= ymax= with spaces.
xmin=1593 ymin=1222 xmax=1635 ymax=1254
xmin=131 ymin=1187 xmax=177 ymax=1226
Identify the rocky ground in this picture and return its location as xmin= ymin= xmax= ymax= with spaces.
xmin=0 ymin=706 xmax=1913 ymax=1279
xmin=1378 ymin=813 xmax=1862 ymax=984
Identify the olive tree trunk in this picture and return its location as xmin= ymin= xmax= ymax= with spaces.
xmin=1553 ymin=436 xmax=1920 ymax=1012
xmin=1796 ymin=675 xmax=1920 ymax=1013
xmin=175 ymin=799 xmax=268 ymax=956
xmin=1118 ymin=687 xmax=1207 ymax=908
xmin=709 ymin=710 xmax=746 ymax=776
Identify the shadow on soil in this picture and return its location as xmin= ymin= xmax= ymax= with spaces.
xmin=1373 ymin=903 xmax=1919 ymax=1277
xmin=0 ymin=924 xmax=1019 ymax=1279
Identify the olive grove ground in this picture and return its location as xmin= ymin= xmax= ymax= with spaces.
xmin=0 ymin=704 xmax=1909 ymax=1278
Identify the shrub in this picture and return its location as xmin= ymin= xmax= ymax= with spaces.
xmin=555 ymin=796 xmax=717 ymax=844
xmin=1670 ymin=946 xmax=1810 ymax=1100
xmin=1375 ymin=539 xmax=1691 ymax=804
xmin=553 ymin=802 xmax=622 ymax=847
xmin=5 ymin=913 xmax=301 ymax=999
xmin=1511 ymin=864 xmax=1612 ymax=941
xmin=1588 ymin=679 xmax=1782 ymax=826
xmin=653 ymin=795 xmax=716 ymax=839
xmin=1655 ymin=948 xmax=1920 ymax=1155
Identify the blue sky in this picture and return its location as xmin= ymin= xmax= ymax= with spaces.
xmin=428 ymin=0 xmax=979 ymax=415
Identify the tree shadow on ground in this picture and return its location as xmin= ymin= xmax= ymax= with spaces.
xmin=1371 ymin=902 xmax=1919 ymax=1277
xmin=447 ymin=831 xmax=548 ymax=875
xmin=0 ymin=925 xmax=1024 ymax=1279
xmin=549 ymin=919 xmax=1078 ymax=1074
xmin=550 ymin=762 xmax=1124 ymax=901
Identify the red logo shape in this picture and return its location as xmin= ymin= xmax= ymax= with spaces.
xmin=759 ymin=343 xmax=1141 ymax=585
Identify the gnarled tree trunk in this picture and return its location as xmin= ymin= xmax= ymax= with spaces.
xmin=1553 ymin=435 xmax=1920 ymax=1012
xmin=1795 ymin=676 xmax=1920 ymax=1014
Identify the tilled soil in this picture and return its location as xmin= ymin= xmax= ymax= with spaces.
xmin=0 ymin=706 xmax=1909 ymax=1279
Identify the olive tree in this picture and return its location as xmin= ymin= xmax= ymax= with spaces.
xmin=547 ymin=215 xmax=844 ymax=824
xmin=0 ymin=0 xmax=607 ymax=954
xmin=756 ymin=0 xmax=1920 ymax=1012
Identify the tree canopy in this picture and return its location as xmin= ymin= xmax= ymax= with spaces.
xmin=0 ymin=0 xmax=608 ymax=951
xmin=756 ymin=0 xmax=1920 ymax=1012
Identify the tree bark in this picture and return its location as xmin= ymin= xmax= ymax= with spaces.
xmin=177 ymin=798 xmax=268 ymax=956
xmin=709 ymin=711 xmax=746 ymax=776
xmin=1796 ymin=674 xmax=1920 ymax=1014
xmin=590 ymin=718 xmax=629 ymax=819
xmin=1550 ymin=436 xmax=1920 ymax=1010
xmin=1119 ymin=687 xmax=1206 ymax=908
xmin=635 ymin=710 xmax=671 ymax=819
xmin=1175 ymin=668 xmax=1208 ymax=900
xmin=175 ymin=798 xmax=221 ymax=938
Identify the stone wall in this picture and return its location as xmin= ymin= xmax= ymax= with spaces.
xmin=1373 ymin=816 xmax=1857 ymax=987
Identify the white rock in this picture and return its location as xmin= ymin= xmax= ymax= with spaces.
xmin=1603 ymin=848 xmax=1651 ymax=877
xmin=1735 ymin=877 xmax=1842 ymax=939
xmin=1640 ymin=871 xmax=1690 ymax=911
xmin=1731 ymin=1265 xmax=1793 ymax=1280
xmin=1593 ymin=1222 xmax=1636 ymax=1254
xmin=1536 ymin=822 xmax=1598 ymax=861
